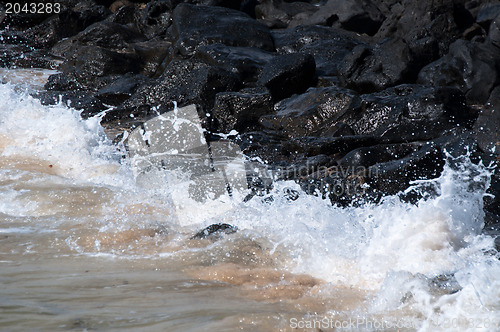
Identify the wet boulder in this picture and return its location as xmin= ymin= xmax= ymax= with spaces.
xmin=194 ymin=44 xmax=274 ymax=85
xmin=487 ymin=12 xmax=500 ymax=48
xmin=169 ymin=3 xmax=274 ymax=58
xmin=132 ymin=39 xmax=172 ymax=77
xmin=259 ymin=86 xmax=360 ymax=139
xmin=210 ymin=89 xmax=273 ymax=133
xmin=272 ymin=25 xmax=362 ymax=77
xmin=339 ymin=37 xmax=414 ymax=93
xmin=417 ymin=39 xmax=500 ymax=104
xmin=104 ymin=60 xmax=240 ymax=122
xmin=256 ymin=53 xmax=316 ymax=101
xmin=474 ymin=85 xmax=500 ymax=153
xmin=45 ymin=46 xmax=139 ymax=92
xmin=338 ymin=84 xmax=475 ymax=142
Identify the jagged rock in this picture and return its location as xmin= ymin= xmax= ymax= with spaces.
xmin=257 ymin=53 xmax=316 ymax=100
xmin=194 ymin=44 xmax=274 ymax=84
xmin=104 ymin=60 xmax=240 ymax=122
xmin=477 ymin=2 xmax=500 ymax=26
xmin=210 ymin=89 xmax=273 ymax=133
xmin=338 ymin=84 xmax=475 ymax=142
xmin=474 ymin=85 xmax=500 ymax=153
xmin=272 ymin=25 xmax=362 ymax=76
xmin=260 ymin=86 xmax=360 ymax=138
xmin=339 ymin=37 xmax=414 ymax=92
xmin=169 ymin=3 xmax=274 ymax=58
xmin=417 ymin=39 xmax=500 ymax=104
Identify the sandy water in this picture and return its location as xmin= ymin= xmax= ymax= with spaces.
xmin=0 ymin=73 xmax=499 ymax=331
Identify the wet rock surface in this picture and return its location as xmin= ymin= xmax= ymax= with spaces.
xmin=1 ymin=0 xmax=499 ymax=229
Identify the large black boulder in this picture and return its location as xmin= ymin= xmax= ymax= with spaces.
xmin=272 ymin=25 xmax=362 ymax=77
xmin=210 ymin=89 xmax=273 ymax=133
xmin=338 ymin=84 xmax=475 ymax=142
xmin=194 ymin=44 xmax=274 ymax=85
xmin=417 ymin=39 xmax=500 ymax=104
xmin=254 ymin=0 xmax=319 ymax=28
xmin=168 ymin=3 xmax=274 ymax=58
xmin=257 ymin=53 xmax=316 ymax=101
xmin=339 ymin=37 xmax=414 ymax=92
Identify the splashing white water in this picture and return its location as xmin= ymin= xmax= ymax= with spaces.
xmin=0 ymin=83 xmax=498 ymax=331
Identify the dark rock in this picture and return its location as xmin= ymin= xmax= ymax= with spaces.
xmin=338 ymin=84 xmax=475 ymax=142
xmin=108 ymin=3 xmax=136 ymax=25
xmin=45 ymin=46 xmax=139 ymax=91
xmin=104 ymin=60 xmax=240 ymax=122
xmin=169 ymin=3 xmax=274 ymax=58
xmin=304 ymin=0 xmax=384 ymax=36
xmin=254 ymin=0 xmax=319 ymax=28
xmin=474 ymin=85 xmax=500 ymax=153
xmin=191 ymin=223 xmax=237 ymax=239
xmin=257 ymin=53 xmax=316 ymax=101
xmin=210 ymin=89 xmax=273 ymax=133
xmin=272 ymin=25 xmax=362 ymax=76
xmin=95 ymin=74 xmax=150 ymax=105
xmin=194 ymin=44 xmax=274 ymax=85
xmin=339 ymin=37 xmax=414 ymax=92
xmin=260 ymin=86 xmax=360 ymax=139
xmin=417 ymin=39 xmax=500 ymax=104
xmin=31 ymin=90 xmax=107 ymax=118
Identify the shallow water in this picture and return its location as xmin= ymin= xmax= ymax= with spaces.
xmin=0 ymin=77 xmax=499 ymax=331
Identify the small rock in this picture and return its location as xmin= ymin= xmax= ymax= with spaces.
xmin=191 ymin=223 xmax=237 ymax=239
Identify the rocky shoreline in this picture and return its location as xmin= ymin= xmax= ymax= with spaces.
xmin=1 ymin=0 xmax=499 ymax=234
